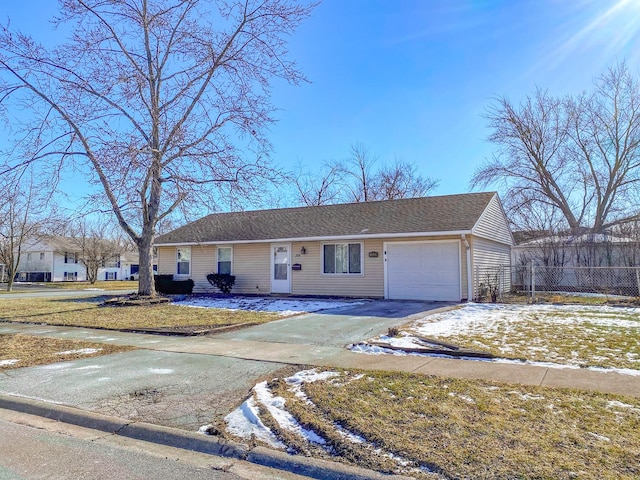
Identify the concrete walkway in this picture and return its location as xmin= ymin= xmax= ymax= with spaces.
xmin=2 ymin=321 xmax=639 ymax=397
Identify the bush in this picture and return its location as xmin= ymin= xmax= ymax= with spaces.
xmin=206 ymin=273 xmax=236 ymax=294
xmin=154 ymin=275 xmax=194 ymax=294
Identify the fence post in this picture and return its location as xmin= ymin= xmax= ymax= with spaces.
xmin=531 ymin=264 xmax=536 ymax=303
xmin=636 ymin=267 xmax=640 ymax=298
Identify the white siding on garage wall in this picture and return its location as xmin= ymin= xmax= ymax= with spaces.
xmin=472 ymin=194 xmax=513 ymax=245
xmin=471 ymin=236 xmax=511 ymax=299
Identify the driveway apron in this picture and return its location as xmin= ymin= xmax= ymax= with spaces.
xmin=215 ymin=300 xmax=451 ymax=347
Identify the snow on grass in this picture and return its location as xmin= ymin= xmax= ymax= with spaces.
xmin=224 ymin=394 xmax=286 ymax=449
xmin=223 ymin=374 xmax=330 ymax=450
xmin=0 ymin=359 xmax=19 ymax=366
xmin=352 ymin=302 xmax=640 ymax=374
xmin=224 ymin=369 xmax=435 ymax=475
xmin=55 ymin=348 xmax=101 ymax=355
xmin=175 ymin=296 xmax=363 ymax=316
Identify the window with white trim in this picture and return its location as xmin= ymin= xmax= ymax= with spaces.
xmin=176 ymin=247 xmax=191 ymax=275
xmin=323 ymin=243 xmax=362 ymax=274
xmin=217 ymin=247 xmax=232 ymax=274
xmin=63 ymin=271 xmax=78 ymax=281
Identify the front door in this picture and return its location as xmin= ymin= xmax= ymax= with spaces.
xmin=271 ymin=243 xmax=291 ymax=294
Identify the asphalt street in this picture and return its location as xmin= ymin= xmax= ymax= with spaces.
xmin=0 ymin=408 xmax=307 ymax=480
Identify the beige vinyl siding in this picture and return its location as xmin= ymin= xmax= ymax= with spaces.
xmin=472 ymin=194 xmax=513 ymax=245
xmin=190 ymin=245 xmax=216 ymax=293
xmin=157 ymin=246 xmax=177 ymax=275
xmin=471 ymin=236 xmax=512 ymax=298
xmin=232 ymin=243 xmax=271 ymax=294
xmin=291 ymin=239 xmax=385 ymax=297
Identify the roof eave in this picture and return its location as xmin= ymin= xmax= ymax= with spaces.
xmin=154 ymin=229 xmax=474 ymax=247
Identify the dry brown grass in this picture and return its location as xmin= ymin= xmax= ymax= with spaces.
xmin=267 ymin=369 xmax=640 ymax=480
xmin=0 ymin=334 xmax=135 ymax=370
xmin=0 ymin=281 xmax=140 ymax=292
xmin=0 ymin=296 xmax=279 ymax=330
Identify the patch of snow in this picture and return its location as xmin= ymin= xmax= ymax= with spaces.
xmin=254 ymin=381 xmax=327 ymax=446
xmin=0 ymin=359 xmax=19 ymax=366
xmin=225 ymin=395 xmax=286 ymax=449
xmin=507 ymin=391 xmax=545 ymax=401
xmin=588 ymin=432 xmax=611 ymax=442
xmin=349 ymin=342 xmax=640 ymax=376
xmin=55 ymin=348 xmax=101 ymax=355
xmin=449 ymin=392 xmax=476 ymax=404
xmin=198 ymin=424 xmax=214 ymax=435
xmin=74 ymin=365 xmax=103 ymax=370
xmin=607 ymin=400 xmax=636 ymax=409
xmin=174 ymin=296 xmax=363 ymax=316
xmin=148 ymin=368 xmax=173 ymax=374
xmin=83 ymin=288 xmax=105 ymax=291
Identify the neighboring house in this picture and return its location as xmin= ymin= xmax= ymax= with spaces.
xmin=154 ymin=192 xmax=513 ymax=301
xmin=15 ymin=236 xmax=151 ymax=282
xmin=511 ymin=233 xmax=640 ymax=268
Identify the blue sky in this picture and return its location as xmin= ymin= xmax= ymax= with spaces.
xmin=267 ymin=0 xmax=640 ymax=196
xmin=4 ymin=0 xmax=640 ymax=203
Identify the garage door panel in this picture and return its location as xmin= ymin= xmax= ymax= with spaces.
xmin=386 ymin=242 xmax=460 ymax=301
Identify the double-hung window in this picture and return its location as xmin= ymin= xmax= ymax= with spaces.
xmin=177 ymin=247 xmax=191 ymax=275
xmin=323 ymin=243 xmax=362 ymax=274
xmin=217 ymin=247 xmax=232 ymax=274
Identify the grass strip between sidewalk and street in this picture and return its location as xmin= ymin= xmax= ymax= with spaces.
xmin=262 ymin=369 xmax=640 ymax=480
xmin=0 ymin=296 xmax=280 ymax=331
xmin=0 ymin=334 xmax=135 ymax=370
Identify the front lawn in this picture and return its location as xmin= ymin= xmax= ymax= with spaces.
xmin=25 ymin=280 xmax=139 ymax=291
xmin=0 ymin=296 xmax=280 ymax=331
xmin=222 ymin=368 xmax=640 ymax=480
xmin=372 ymin=303 xmax=640 ymax=371
xmin=0 ymin=334 xmax=135 ymax=370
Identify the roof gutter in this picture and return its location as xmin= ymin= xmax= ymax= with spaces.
xmin=154 ymin=230 xmax=474 ymax=247
xmin=461 ymin=234 xmax=473 ymax=301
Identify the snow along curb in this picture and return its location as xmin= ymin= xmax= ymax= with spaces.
xmin=0 ymin=393 xmax=412 ymax=480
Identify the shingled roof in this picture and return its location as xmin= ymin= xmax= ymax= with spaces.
xmin=154 ymin=192 xmax=497 ymax=245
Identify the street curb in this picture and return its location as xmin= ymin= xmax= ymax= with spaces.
xmin=0 ymin=393 xmax=411 ymax=480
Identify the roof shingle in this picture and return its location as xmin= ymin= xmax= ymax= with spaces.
xmin=155 ymin=192 xmax=497 ymax=245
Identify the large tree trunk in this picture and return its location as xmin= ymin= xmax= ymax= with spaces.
xmin=137 ymin=234 xmax=156 ymax=297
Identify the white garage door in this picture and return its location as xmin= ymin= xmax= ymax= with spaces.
xmin=385 ymin=242 xmax=461 ymax=301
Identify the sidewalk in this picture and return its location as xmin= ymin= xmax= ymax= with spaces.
xmin=2 ymin=321 xmax=639 ymax=397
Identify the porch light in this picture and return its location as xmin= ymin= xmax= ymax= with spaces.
xmin=300 ymin=246 xmax=306 ymax=255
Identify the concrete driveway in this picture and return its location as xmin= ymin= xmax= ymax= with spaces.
xmin=215 ymin=299 xmax=451 ymax=347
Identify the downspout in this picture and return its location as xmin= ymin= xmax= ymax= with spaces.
xmin=462 ymin=234 xmax=472 ymax=301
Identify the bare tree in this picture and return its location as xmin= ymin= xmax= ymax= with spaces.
xmin=68 ymin=219 xmax=126 ymax=284
xmin=376 ymin=159 xmax=439 ymax=200
xmin=294 ymin=144 xmax=439 ymax=206
xmin=472 ymin=62 xmax=640 ymax=234
xmin=0 ymin=0 xmax=316 ymax=296
xmin=292 ymin=162 xmax=343 ymax=206
xmin=0 ymin=171 xmax=49 ymax=291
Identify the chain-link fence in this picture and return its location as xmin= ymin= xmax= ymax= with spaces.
xmin=510 ymin=265 xmax=640 ymax=299
xmin=474 ymin=265 xmax=511 ymax=302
